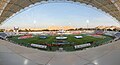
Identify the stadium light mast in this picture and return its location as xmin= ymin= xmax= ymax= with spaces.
xmin=86 ymin=20 xmax=89 ymax=32
xmin=33 ymin=20 xmax=36 ymax=30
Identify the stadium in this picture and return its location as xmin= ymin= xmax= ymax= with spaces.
xmin=0 ymin=0 xmax=120 ymax=65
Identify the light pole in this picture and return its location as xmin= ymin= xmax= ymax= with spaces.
xmin=33 ymin=20 xmax=36 ymax=30
xmin=86 ymin=20 xmax=89 ymax=32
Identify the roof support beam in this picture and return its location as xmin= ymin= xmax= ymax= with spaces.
xmin=4 ymin=10 xmax=16 ymax=13
xmin=94 ymin=0 xmax=118 ymax=18
xmin=85 ymin=0 xmax=93 ymax=5
xmin=29 ymin=0 xmax=35 ymax=4
xmin=8 ymin=3 xmax=25 ymax=9
xmin=0 ymin=0 xmax=10 ymax=16
xmin=0 ymin=9 xmax=15 ymax=13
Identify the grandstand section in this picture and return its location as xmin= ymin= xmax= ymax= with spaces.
xmin=0 ymin=32 xmax=7 ymax=39
xmin=0 ymin=32 xmax=16 ymax=39
xmin=115 ymin=32 xmax=120 ymax=38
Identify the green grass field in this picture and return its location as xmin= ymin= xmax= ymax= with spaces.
xmin=8 ymin=34 xmax=113 ymax=51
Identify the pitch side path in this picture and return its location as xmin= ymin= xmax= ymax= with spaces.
xmin=0 ymin=39 xmax=120 ymax=65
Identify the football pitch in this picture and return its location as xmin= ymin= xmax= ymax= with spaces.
xmin=8 ymin=34 xmax=113 ymax=51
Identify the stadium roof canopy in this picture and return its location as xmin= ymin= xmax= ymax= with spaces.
xmin=0 ymin=0 xmax=120 ymax=24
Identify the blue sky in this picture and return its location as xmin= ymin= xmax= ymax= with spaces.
xmin=0 ymin=3 xmax=120 ymax=29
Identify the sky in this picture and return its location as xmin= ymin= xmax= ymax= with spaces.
xmin=0 ymin=2 xmax=120 ymax=29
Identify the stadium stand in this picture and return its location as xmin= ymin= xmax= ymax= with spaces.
xmin=0 ymin=32 xmax=7 ymax=39
xmin=114 ymin=32 xmax=120 ymax=41
xmin=115 ymin=32 xmax=120 ymax=38
xmin=5 ymin=32 xmax=16 ymax=37
xmin=0 ymin=32 xmax=16 ymax=40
